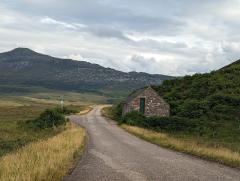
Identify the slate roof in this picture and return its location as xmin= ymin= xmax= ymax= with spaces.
xmin=124 ymin=86 xmax=156 ymax=103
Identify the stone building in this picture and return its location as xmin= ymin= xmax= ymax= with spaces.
xmin=122 ymin=86 xmax=170 ymax=117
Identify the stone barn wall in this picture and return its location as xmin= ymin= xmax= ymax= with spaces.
xmin=123 ymin=87 xmax=170 ymax=117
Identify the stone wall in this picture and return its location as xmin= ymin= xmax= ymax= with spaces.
xmin=123 ymin=87 xmax=170 ymax=117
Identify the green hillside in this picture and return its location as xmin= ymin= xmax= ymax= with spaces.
xmin=153 ymin=59 xmax=240 ymax=120
xmin=151 ymin=59 xmax=240 ymax=149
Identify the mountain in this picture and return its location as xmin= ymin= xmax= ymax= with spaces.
xmin=0 ymin=48 xmax=174 ymax=94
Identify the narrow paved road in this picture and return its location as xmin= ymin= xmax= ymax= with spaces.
xmin=65 ymin=106 xmax=240 ymax=181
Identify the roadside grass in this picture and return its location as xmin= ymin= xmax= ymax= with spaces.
xmin=121 ymin=125 xmax=240 ymax=168
xmin=76 ymin=106 xmax=93 ymax=115
xmin=0 ymin=99 xmax=85 ymax=157
xmin=0 ymin=105 xmax=57 ymax=157
xmin=0 ymin=122 xmax=86 ymax=181
xmin=102 ymin=106 xmax=118 ymax=121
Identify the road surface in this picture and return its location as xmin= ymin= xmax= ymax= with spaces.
xmin=65 ymin=106 xmax=240 ymax=181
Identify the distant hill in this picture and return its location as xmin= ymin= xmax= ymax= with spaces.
xmin=152 ymin=58 xmax=240 ymax=148
xmin=0 ymin=48 xmax=174 ymax=94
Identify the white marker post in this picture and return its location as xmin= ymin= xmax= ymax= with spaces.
xmin=60 ymin=99 xmax=64 ymax=110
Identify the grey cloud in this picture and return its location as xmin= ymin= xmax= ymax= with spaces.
xmin=1 ymin=0 xmax=240 ymax=76
xmin=2 ymin=0 xmax=185 ymax=35
xmin=40 ymin=17 xmax=130 ymax=41
xmin=133 ymin=39 xmax=188 ymax=52
xmin=127 ymin=55 xmax=182 ymax=75
xmin=83 ymin=25 xmax=130 ymax=40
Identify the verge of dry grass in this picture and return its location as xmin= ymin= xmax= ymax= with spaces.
xmin=0 ymin=122 xmax=86 ymax=181
xmin=76 ymin=106 xmax=93 ymax=115
xmin=121 ymin=124 xmax=240 ymax=168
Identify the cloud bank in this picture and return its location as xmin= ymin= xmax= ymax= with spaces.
xmin=0 ymin=0 xmax=240 ymax=75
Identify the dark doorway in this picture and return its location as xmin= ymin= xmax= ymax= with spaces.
xmin=139 ymin=98 xmax=145 ymax=114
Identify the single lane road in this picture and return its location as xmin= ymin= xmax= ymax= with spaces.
xmin=65 ymin=106 xmax=240 ymax=181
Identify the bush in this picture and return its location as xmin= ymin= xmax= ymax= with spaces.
xmin=177 ymin=100 xmax=210 ymax=118
xmin=35 ymin=109 xmax=66 ymax=129
xmin=122 ymin=111 xmax=196 ymax=133
xmin=111 ymin=103 xmax=124 ymax=122
xmin=54 ymin=107 xmax=79 ymax=115
xmin=146 ymin=116 xmax=196 ymax=132
xmin=209 ymin=94 xmax=240 ymax=107
xmin=122 ymin=111 xmax=146 ymax=126
xmin=25 ymin=108 xmax=67 ymax=130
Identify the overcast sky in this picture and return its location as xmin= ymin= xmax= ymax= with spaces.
xmin=0 ymin=0 xmax=240 ymax=76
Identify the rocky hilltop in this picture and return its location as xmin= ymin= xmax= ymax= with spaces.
xmin=0 ymin=48 xmax=174 ymax=93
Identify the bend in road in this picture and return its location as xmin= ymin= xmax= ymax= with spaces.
xmin=65 ymin=106 xmax=240 ymax=181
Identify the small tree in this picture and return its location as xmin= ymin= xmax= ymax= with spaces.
xmin=35 ymin=109 xmax=65 ymax=129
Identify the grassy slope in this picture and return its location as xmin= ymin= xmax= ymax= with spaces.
xmin=0 ymin=89 xmax=91 ymax=157
xmin=0 ymin=122 xmax=86 ymax=181
xmin=0 ymin=84 xmax=127 ymax=104
xmin=152 ymin=60 xmax=240 ymax=151
xmin=0 ymin=86 xmax=109 ymax=105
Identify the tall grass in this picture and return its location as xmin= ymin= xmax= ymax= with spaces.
xmin=0 ymin=105 xmax=60 ymax=157
xmin=0 ymin=104 xmax=85 ymax=157
xmin=122 ymin=124 xmax=240 ymax=168
xmin=0 ymin=123 xmax=86 ymax=181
